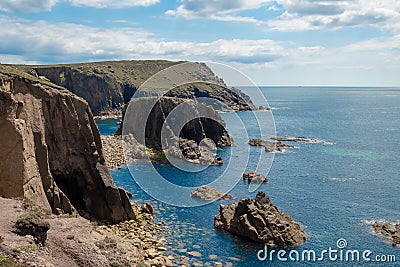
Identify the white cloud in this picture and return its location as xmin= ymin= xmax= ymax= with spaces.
xmin=1 ymin=14 xmax=399 ymax=86
xmin=0 ymin=0 xmax=160 ymax=13
xmin=66 ymin=0 xmax=160 ymax=8
xmin=0 ymin=15 xmax=286 ymax=64
xmin=0 ymin=0 xmax=57 ymax=13
xmin=167 ymin=0 xmax=400 ymax=32
xmin=269 ymin=0 xmax=400 ymax=32
xmin=166 ymin=0 xmax=272 ymax=24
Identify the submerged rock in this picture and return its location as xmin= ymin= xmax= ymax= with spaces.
xmin=190 ymin=186 xmax=235 ymax=201
xmin=242 ymin=172 xmax=268 ymax=183
xmin=214 ymin=191 xmax=306 ymax=247
xmin=248 ymin=139 xmax=294 ymax=153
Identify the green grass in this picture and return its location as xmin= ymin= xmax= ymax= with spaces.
xmin=110 ymin=260 xmax=119 ymax=267
xmin=66 ymin=235 xmax=75 ymax=240
xmin=16 ymin=213 xmax=39 ymax=224
xmin=0 ymin=64 xmax=66 ymax=91
xmin=17 ymin=244 xmax=36 ymax=254
xmin=0 ymin=236 xmax=3 ymax=244
xmin=0 ymin=254 xmax=20 ymax=267
xmin=146 ymin=148 xmax=167 ymax=163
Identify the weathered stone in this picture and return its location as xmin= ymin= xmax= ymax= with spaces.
xmin=190 ymin=186 xmax=235 ymax=201
xmin=242 ymin=172 xmax=269 ymax=183
xmin=0 ymin=72 xmax=135 ymax=223
xmin=214 ymin=191 xmax=306 ymax=247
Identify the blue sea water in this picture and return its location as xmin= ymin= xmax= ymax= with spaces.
xmin=98 ymin=87 xmax=400 ymax=266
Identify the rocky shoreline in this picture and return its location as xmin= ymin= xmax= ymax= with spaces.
xmin=0 ymin=197 xmax=178 ymax=267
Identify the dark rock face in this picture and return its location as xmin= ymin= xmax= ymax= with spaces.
xmin=242 ymin=172 xmax=268 ymax=183
xmin=121 ymin=97 xmax=232 ymax=164
xmin=214 ymin=191 xmax=306 ymax=247
xmin=372 ymin=222 xmax=400 ymax=248
xmin=0 ymin=73 xmax=135 ymax=223
xmin=190 ymin=186 xmax=235 ymax=201
xmin=165 ymin=83 xmax=255 ymax=112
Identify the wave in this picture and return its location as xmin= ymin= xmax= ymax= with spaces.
xmin=328 ymin=177 xmax=360 ymax=182
xmin=272 ymin=136 xmax=336 ymax=145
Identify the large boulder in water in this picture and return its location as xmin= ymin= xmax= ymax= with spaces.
xmin=214 ymin=191 xmax=306 ymax=247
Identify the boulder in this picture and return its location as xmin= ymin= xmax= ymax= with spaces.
xmin=214 ymin=191 xmax=306 ymax=247
xmin=0 ymin=71 xmax=135 ymax=223
xmin=242 ymin=172 xmax=268 ymax=183
xmin=372 ymin=222 xmax=400 ymax=248
xmin=190 ymin=186 xmax=235 ymax=201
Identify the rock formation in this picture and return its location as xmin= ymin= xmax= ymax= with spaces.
xmin=0 ymin=68 xmax=135 ymax=223
xmin=14 ymin=60 xmax=255 ymax=115
xmin=248 ymin=139 xmax=294 ymax=153
xmin=242 ymin=172 xmax=269 ymax=183
xmin=372 ymin=221 xmax=400 ymax=248
xmin=119 ymin=96 xmax=232 ymax=164
xmin=190 ymin=186 xmax=235 ymax=201
xmin=214 ymin=191 xmax=306 ymax=247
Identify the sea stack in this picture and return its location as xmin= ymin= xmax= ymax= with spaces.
xmin=214 ymin=191 xmax=306 ymax=248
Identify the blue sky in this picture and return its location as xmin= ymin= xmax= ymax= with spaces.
xmin=0 ymin=0 xmax=399 ymax=86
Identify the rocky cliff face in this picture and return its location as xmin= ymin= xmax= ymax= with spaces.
xmin=120 ymin=96 xmax=232 ymax=149
xmin=214 ymin=191 xmax=306 ymax=247
xmin=0 ymin=70 xmax=135 ymax=223
xmin=14 ymin=60 xmax=254 ymax=115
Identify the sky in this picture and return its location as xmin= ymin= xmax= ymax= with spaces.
xmin=0 ymin=0 xmax=399 ymax=86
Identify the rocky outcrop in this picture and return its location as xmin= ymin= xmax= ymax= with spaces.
xmin=248 ymin=139 xmax=295 ymax=153
xmin=120 ymin=96 xmax=232 ymax=164
xmin=242 ymin=172 xmax=269 ymax=183
xmin=372 ymin=222 xmax=400 ymax=248
xmin=0 ymin=70 xmax=135 ymax=223
xmin=14 ymin=61 xmax=254 ymax=115
xmin=214 ymin=191 xmax=306 ymax=247
xmin=190 ymin=186 xmax=235 ymax=201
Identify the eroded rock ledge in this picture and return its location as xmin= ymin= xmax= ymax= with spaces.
xmin=0 ymin=71 xmax=135 ymax=223
xmin=214 ymin=191 xmax=306 ymax=248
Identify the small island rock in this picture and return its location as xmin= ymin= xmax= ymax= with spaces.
xmin=214 ymin=191 xmax=306 ymax=247
xmin=242 ymin=172 xmax=268 ymax=183
xmin=190 ymin=186 xmax=235 ymax=201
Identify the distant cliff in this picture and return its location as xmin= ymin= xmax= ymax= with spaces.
xmin=12 ymin=60 xmax=255 ymax=115
xmin=0 ymin=65 xmax=135 ymax=223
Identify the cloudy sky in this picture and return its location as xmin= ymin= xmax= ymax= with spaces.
xmin=0 ymin=0 xmax=399 ymax=86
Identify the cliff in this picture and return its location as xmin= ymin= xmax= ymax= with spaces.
xmin=0 ymin=65 xmax=135 ymax=223
xmin=119 ymin=96 xmax=232 ymax=164
xmin=122 ymin=96 xmax=232 ymax=149
xmin=12 ymin=60 xmax=255 ymax=115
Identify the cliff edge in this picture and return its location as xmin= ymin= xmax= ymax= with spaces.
xmin=0 ymin=65 xmax=135 ymax=223
xmin=12 ymin=60 xmax=255 ymax=115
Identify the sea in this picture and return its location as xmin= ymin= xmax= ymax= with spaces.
xmin=97 ymin=87 xmax=400 ymax=266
